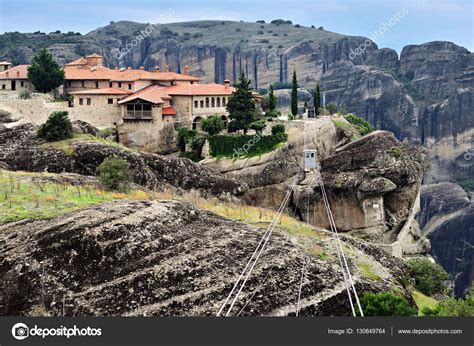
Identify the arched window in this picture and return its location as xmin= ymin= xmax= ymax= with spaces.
xmin=205 ymin=98 xmax=209 ymax=108
xmin=211 ymin=97 xmax=215 ymax=107
xmin=222 ymin=97 xmax=226 ymax=106
xmin=217 ymin=97 xmax=221 ymax=107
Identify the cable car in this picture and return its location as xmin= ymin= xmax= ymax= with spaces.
xmin=304 ymin=149 xmax=318 ymax=171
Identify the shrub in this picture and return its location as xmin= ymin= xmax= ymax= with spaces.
xmin=236 ymin=28 xmax=241 ymax=32
xmin=19 ymin=89 xmax=31 ymax=99
xmin=257 ymin=30 xmax=264 ymax=35
xmin=344 ymin=114 xmax=374 ymax=136
xmin=177 ymin=127 xmax=197 ymax=152
xmin=37 ymin=111 xmax=73 ymax=141
xmin=360 ymin=292 xmax=417 ymax=316
xmin=250 ymin=120 xmax=266 ymax=134
xmin=271 ymin=124 xmax=285 ymax=135
xmin=265 ymin=109 xmax=281 ymax=118
xmin=422 ymin=295 xmax=474 ymax=317
xmin=98 ymin=157 xmax=131 ymax=192
xmin=202 ymin=115 xmax=225 ymax=136
xmin=407 ymin=258 xmax=448 ymax=296
xmin=326 ymin=102 xmax=338 ymax=114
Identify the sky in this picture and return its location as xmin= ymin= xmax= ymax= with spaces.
xmin=0 ymin=0 xmax=472 ymax=53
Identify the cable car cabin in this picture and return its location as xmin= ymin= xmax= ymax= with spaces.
xmin=304 ymin=149 xmax=318 ymax=172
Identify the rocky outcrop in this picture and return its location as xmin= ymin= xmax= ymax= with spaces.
xmin=418 ymin=183 xmax=473 ymax=297
xmin=0 ymin=199 xmax=411 ymax=316
xmin=203 ymin=117 xmax=430 ymax=257
xmin=0 ymin=124 xmax=247 ymax=197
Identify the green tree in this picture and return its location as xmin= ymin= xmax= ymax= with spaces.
xmin=226 ymin=73 xmax=256 ymax=134
xmin=313 ymin=83 xmax=321 ymax=116
xmin=268 ymin=84 xmax=277 ymax=111
xmin=202 ymin=115 xmax=225 ymax=136
xmin=360 ymin=292 xmax=417 ymax=316
xmin=407 ymin=258 xmax=448 ymax=296
xmin=345 ymin=114 xmax=374 ymax=136
xmin=291 ymin=70 xmax=298 ymax=116
xmin=98 ymin=157 xmax=131 ymax=192
xmin=37 ymin=111 xmax=73 ymax=141
xmin=326 ymin=102 xmax=338 ymax=114
xmin=27 ymin=48 xmax=65 ymax=93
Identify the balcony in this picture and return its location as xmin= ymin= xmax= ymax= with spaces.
xmin=124 ymin=103 xmax=153 ymax=121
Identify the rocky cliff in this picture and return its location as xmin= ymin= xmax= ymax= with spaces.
xmin=203 ymin=117 xmax=430 ymax=257
xmin=1 ymin=21 xmax=471 ymax=184
xmin=0 ymin=199 xmax=412 ymax=316
xmin=0 ymin=124 xmax=247 ymax=197
xmin=418 ymin=183 xmax=473 ymax=297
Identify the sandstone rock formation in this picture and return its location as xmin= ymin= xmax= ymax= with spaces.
xmin=0 ymin=124 xmax=247 ymax=197
xmin=418 ymin=183 xmax=473 ymax=297
xmin=0 ymin=200 xmax=412 ymax=316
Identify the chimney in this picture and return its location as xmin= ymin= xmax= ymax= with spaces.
xmin=139 ymin=66 xmax=145 ymax=70
xmin=16 ymin=71 xmax=20 ymax=77
xmin=184 ymin=65 xmax=189 ymax=75
xmin=224 ymin=79 xmax=230 ymax=89
xmin=155 ymin=65 xmax=160 ymax=71
xmin=165 ymin=64 xmax=169 ymax=72
xmin=127 ymin=66 xmax=131 ymax=70
xmin=5 ymin=71 xmax=8 ymax=77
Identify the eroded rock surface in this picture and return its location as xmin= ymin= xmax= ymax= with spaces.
xmin=0 ymin=200 xmax=410 ymax=316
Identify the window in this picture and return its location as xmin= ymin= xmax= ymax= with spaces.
xmin=128 ymin=84 xmax=132 ymax=90
xmin=126 ymin=102 xmax=152 ymax=119
xmin=205 ymin=98 xmax=209 ymax=108
xmin=118 ymin=82 xmax=122 ymax=88
xmin=87 ymin=98 xmax=91 ymax=105
xmin=217 ymin=97 xmax=221 ymax=107
xmin=2 ymin=84 xmax=5 ymax=89
xmin=211 ymin=97 xmax=215 ymax=107
xmin=200 ymin=100 xmax=204 ymax=107
xmin=109 ymin=81 xmax=112 ymax=87
xmin=108 ymin=98 xmax=113 ymax=104
xmin=81 ymin=81 xmax=85 ymax=88
xmin=194 ymin=100 xmax=198 ymax=108
xmin=222 ymin=97 xmax=226 ymax=106
xmin=95 ymin=82 xmax=99 ymax=88
xmin=67 ymin=81 xmax=72 ymax=87
xmin=21 ymin=81 xmax=24 ymax=87
xmin=79 ymin=98 xmax=83 ymax=105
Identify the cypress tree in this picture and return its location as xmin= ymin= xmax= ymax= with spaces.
xmin=268 ymin=84 xmax=277 ymax=111
xmin=291 ymin=70 xmax=298 ymax=116
xmin=314 ymin=83 xmax=321 ymax=116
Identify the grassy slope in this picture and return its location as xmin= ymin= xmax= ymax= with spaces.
xmin=0 ymin=169 xmax=149 ymax=224
xmin=412 ymin=289 xmax=438 ymax=316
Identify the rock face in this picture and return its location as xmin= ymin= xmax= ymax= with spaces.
xmin=203 ymin=118 xmax=430 ymax=257
xmin=418 ymin=183 xmax=473 ymax=297
xmin=0 ymin=124 xmax=247 ymax=197
xmin=0 ymin=200 xmax=411 ymax=316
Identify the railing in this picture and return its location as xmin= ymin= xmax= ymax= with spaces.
xmin=125 ymin=110 xmax=153 ymax=119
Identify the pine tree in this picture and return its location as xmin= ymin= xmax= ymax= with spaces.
xmin=291 ymin=70 xmax=298 ymax=116
xmin=27 ymin=48 xmax=65 ymax=93
xmin=268 ymin=84 xmax=277 ymax=111
xmin=226 ymin=73 xmax=256 ymax=134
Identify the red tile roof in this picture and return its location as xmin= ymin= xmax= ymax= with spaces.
xmin=70 ymin=87 xmax=133 ymax=95
xmin=165 ymin=83 xmax=235 ymax=96
xmin=0 ymin=65 xmax=29 ymax=80
xmin=65 ymin=57 xmax=88 ymax=66
xmin=118 ymin=84 xmax=167 ymax=104
xmin=162 ymin=106 xmax=177 ymax=115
